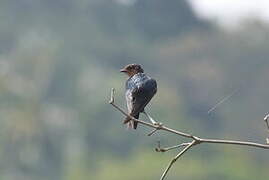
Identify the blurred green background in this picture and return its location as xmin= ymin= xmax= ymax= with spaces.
xmin=1 ymin=0 xmax=269 ymax=179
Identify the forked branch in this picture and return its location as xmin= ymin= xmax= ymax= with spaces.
xmin=109 ymin=88 xmax=269 ymax=180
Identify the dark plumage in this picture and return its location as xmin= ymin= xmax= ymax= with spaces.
xmin=120 ymin=64 xmax=157 ymax=129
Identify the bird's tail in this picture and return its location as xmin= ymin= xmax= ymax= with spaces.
xmin=123 ymin=113 xmax=139 ymax=129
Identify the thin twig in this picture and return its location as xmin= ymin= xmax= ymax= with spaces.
xmin=144 ymin=111 xmax=163 ymax=136
xmin=155 ymin=142 xmax=191 ymax=152
xmin=207 ymin=88 xmax=239 ymax=114
xmin=143 ymin=111 xmax=157 ymax=124
xmin=160 ymin=140 xmax=196 ymax=180
xmin=148 ymin=128 xmax=159 ymax=136
xmin=110 ymin=94 xmax=192 ymax=138
xmin=109 ymin=88 xmax=269 ymax=179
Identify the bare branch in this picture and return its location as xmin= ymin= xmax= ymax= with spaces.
xmin=109 ymin=88 xmax=269 ymax=179
xmin=160 ymin=141 xmax=196 ymax=180
xmin=148 ymin=128 xmax=159 ymax=136
xmin=155 ymin=142 xmax=191 ymax=152
xmin=109 ymin=89 xmax=193 ymax=138
xmin=201 ymin=138 xmax=269 ymax=149
xmin=143 ymin=111 xmax=158 ymax=124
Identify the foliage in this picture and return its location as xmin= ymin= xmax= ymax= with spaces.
xmin=0 ymin=0 xmax=269 ymax=179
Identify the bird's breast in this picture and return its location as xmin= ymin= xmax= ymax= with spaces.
xmin=125 ymin=89 xmax=133 ymax=113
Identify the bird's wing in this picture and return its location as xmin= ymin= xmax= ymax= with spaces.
xmin=129 ymin=79 xmax=157 ymax=116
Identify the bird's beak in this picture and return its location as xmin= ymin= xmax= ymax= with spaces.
xmin=120 ymin=68 xmax=127 ymax=73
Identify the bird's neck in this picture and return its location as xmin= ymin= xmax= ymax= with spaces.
xmin=128 ymin=72 xmax=140 ymax=78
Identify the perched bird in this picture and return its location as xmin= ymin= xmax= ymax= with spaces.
xmin=120 ymin=64 xmax=157 ymax=129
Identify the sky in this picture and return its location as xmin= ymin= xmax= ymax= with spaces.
xmin=190 ymin=0 xmax=269 ymax=26
xmin=115 ymin=0 xmax=269 ymax=27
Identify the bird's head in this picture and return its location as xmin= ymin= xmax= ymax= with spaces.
xmin=120 ymin=64 xmax=144 ymax=77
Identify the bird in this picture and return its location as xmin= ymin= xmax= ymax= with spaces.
xmin=120 ymin=64 xmax=157 ymax=129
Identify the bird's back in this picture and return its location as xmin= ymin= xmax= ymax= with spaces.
xmin=126 ymin=73 xmax=157 ymax=94
xmin=124 ymin=73 xmax=157 ymax=129
xmin=125 ymin=73 xmax=157 ymax=112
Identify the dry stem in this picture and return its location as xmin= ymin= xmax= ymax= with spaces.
xmin=109 ymin=88 xmax=269 ymax=180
